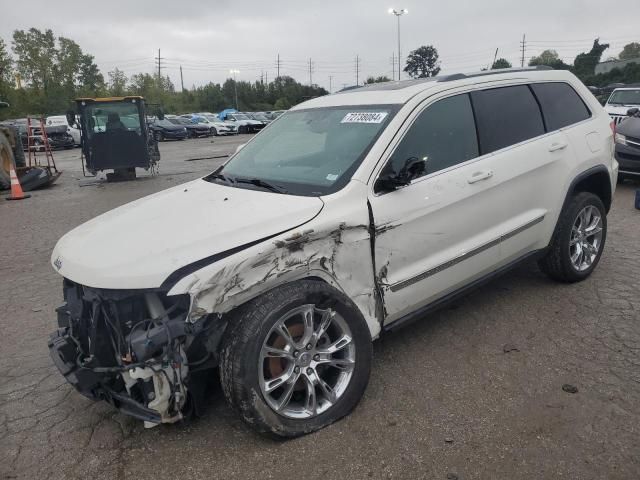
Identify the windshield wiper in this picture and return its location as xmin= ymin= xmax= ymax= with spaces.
xmin=235 ymin=177 xmax=288 ymax=194
xmin=205 ymin=172 xmax=236 ymax=185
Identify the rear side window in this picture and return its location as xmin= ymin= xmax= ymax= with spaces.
xmin=530 ymin=82 xmax=591 ymax=131
xmin=471 ymin=85 xmax=545 ymax=154
xmin=387 ymin=93 xmax=478 ymax=178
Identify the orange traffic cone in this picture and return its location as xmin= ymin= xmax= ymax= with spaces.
xmin=5 ymin=161 xmax=30 ymax=201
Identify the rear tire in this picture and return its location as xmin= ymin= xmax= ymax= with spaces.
xmin=538 ymin=192 xmax=607 ymax=283
xmin=219 ymin=280 xmax=372 ymax=438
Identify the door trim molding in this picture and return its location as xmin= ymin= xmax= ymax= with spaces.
xmin=388 ymin=214 xmax=545 ymax=292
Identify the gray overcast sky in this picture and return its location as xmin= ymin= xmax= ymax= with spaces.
xmin=1 ymin=0 xmax=639 ymax=92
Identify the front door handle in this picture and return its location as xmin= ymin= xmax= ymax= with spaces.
xmin=468 ymin=170 xmax=493 ymax=184
xmin=548 ymin=141 xmax=568 ymax=152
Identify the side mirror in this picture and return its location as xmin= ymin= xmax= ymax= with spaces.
xmin=374 ymin=157 xmax=427 ymax=193
xmin=66 ymin=110 xmax=77 ymax=127
xmin=627 ymin=107 xmax=639 ymax=117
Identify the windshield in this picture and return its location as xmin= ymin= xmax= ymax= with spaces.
xmin=208 ymin=105 xmax=397 ymax=196
xmin=608 ymin=89 xmax=640 ymax=105
xmin=204 ymin=115 xmax=219 ymax=123
xmin=154 ymin=119 xmax=177 ymax=128
xmin=84 ymin=101 xmax=142 ymax=136
xmin=231 ymin=114 xmax=249 ymax=121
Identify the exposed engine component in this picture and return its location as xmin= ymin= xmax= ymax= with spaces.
xmin=48 ymin=280 xmax=215 ymax=426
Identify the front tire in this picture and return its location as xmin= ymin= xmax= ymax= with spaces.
xmin=538 ymin=192 xmax=607 ymax=283
xmin=219 ymin=280 xmax=372 ymax=438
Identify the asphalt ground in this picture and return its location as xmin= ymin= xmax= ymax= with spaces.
xmin=1 ymin=136 xmax=639 ymax=479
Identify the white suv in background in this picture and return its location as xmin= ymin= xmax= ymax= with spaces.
xmin=604 ymin=86 xmax=640 ymax=125
xmin=49 ymin=68 xmax=616 ymax=437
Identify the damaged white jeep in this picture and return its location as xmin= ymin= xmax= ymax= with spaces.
xmin=49 ymin=68 xmax=617 ymax=437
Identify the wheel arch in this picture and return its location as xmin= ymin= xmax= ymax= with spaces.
xmin=566 ymin=165 xmax=612 ymax=213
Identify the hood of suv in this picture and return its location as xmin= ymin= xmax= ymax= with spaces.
xmin=51 ymin=180 xmax=324 ymax=289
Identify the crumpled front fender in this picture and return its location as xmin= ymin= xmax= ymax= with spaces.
xmin=168 ymin=214 xmax=381 ymax=339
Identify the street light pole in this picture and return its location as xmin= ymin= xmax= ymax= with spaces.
xmin=229 ymin=69 xmax=240 ymax=110
xmin=388 ymin=8 xmax=408 ymax=81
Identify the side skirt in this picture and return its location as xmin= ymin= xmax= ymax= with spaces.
xmin=382 ymin=249 xmax=545 ymax=333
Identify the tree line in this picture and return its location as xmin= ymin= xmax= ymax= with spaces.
xmin=1 ymin=27 xmax=639 ymax=120
xmin=0 ymin=28 xmax=328 ymax=120
xmin=401 ymin=39 xmax=640 ymax=88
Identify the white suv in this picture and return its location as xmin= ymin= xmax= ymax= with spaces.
xmin=604 ymin=86 xmax=640 ymax=125
xmin=49 ymin=68 xmax=616 ymax=436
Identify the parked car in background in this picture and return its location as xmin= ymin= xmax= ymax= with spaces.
xmin=14 ymin=120 xmax=74 ymax=151
xmin=49 ymin=68 xmax=616 ymax=438
xmin=168 ymin=116 xmax=210 ymax=138
xmin=148 ymin=118 xmax=188 ymax=141
xmin=187 ymin=113 xmax=236 ymax=136
xmin=614 ymin=107 xmax=640 ymax=181
xmin=219 ymin=110 xmax=264 ymax=133
xmin=46 ymin=115 xmax=81 ymax=146
xmin=605 ymin=87 xmax=640 ymax=126
xmin=245 ymin=112 xmax=273 ymax=126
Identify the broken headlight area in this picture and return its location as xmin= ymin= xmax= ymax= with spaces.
xmin=48 ymin=279 xmax=220 ymax=428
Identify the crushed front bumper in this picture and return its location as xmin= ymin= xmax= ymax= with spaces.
xmin=48 ymin=327 xmax=162 ymax=423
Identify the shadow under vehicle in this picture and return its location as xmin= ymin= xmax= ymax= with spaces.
xmin=69 ymin=96 xmax=161 ymax=181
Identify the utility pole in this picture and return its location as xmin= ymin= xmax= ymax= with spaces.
xmin=520 ymin=34 xmax=526 ymax=67
xmin=266 ymin=71 xmax=269 ymax=84
xmin=355 ymin=55 xmax=360 ymax=86
xmin=391 ymin=52 xmax=395 ymax=80
xmin=308 ymin=58 xmax=313 ymax=86
xmin=276 ymin=54 xmax=281 ymax=79
xmin=329 ymin=75 xmax=333 ymax=93
xmin=155 ymin=49 xmax=163 ymax=80
xmin=180 ymin=65 xmax=184 ymax=91
xmin=491 ymin=48 xmax=499 ymax=70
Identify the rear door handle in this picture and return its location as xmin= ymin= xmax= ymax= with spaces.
xmin=548 ymin=141 xmax=568 ymax=152
xmin=468 ymin=170 xmax=493 ymax=184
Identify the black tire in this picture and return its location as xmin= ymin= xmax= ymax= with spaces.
xmin=617 ymin=174 xmax=626 ymax=184
xmin=211 ymin=127 xmax=218 ymax=136
xmin=219 ymin=280 xmax=372 ymax=438
xmin=538 ymin=192 xmax=607 ymax=283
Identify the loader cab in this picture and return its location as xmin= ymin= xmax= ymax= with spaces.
xmin=72 ymin=96 xmax=160 ymax=179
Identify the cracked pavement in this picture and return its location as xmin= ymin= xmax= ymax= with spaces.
xmin=1 ymin=137 xmax=639 ymax=479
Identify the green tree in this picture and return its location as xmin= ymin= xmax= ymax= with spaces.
xmin=0 ymin=38 xmax=13 ymax=87
xmin=404 ymin=45 xmax=440 ymax=78
xmin=12 ymin=28 xmax=57 ymax=92
xmin=108 ymin=68 xmax=128 ymax=96
xmin=619 ymin=42 xmax=640 ymax=60
xmin=492 ymin=58 xmax=512 ymax=69
xmin=528 ymin=49 xmax=571 ymax=70
xmin=364 ymin=75 xmax=392 ymax=84
xmin=573 ymin=39 xmax=609 ymax=79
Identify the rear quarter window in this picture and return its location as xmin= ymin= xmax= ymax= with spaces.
xmin=530 ymin=82 xmax=591 ymax=131
xmin=471 ymin=85 xmax=545 ymax=154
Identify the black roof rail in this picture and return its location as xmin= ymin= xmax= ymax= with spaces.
xmin=437 ymin=65 xmax=553 ymax=83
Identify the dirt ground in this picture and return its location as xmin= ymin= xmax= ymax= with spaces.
xmin=1 ymin=137 xmax=639 ymax=479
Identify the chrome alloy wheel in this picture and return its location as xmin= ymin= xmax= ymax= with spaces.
xmin=569 ymin=205 xmax=603 ymax=272
xmin=258 ymin=305 xmax=356 ymax=419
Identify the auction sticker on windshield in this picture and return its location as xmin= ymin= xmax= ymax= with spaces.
xmin=341 ymin=112 xmax=388 ymax=124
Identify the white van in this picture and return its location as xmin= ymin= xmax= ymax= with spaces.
xmin=48 ymin=67 xmax=616 ymax=436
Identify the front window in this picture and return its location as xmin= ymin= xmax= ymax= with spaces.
xmin=608 ymin=89 xmax=640 ymax=105
xmin=83 ymin=101 xmax=142 ymax=137
xmin=207 ymin=105 xmax=397 ymax=196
